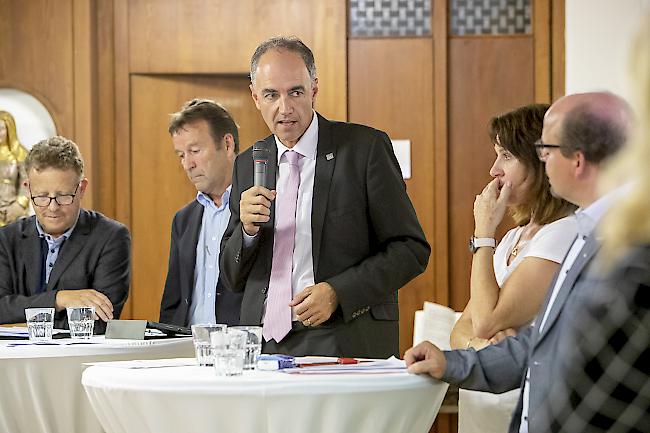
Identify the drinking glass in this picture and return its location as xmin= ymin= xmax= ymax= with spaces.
xmin=231 ymin=326 xmax=262 ymax=370
xmin=66 ymin=306 xmax=95 ymax=339
xmin=25 ymin=308 xmax=55 ymax=341
xmin=191 ymin=324 xmax=227 ymax=366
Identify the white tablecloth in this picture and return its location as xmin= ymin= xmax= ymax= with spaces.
xmin=0 ymin=336 xmax=194 ymax=433
xmin=82 ymin=363 xmax=448 ymax=433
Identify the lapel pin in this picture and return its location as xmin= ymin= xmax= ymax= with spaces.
xmin=326 ymin=153 xmax=334 ymax=161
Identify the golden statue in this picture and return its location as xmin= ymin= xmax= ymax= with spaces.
xmin=0 ymin=111 xmax=30 ymax=226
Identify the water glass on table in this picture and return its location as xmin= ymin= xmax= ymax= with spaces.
xmin=25 ymin=308 xmax=55 ymax=341
xmin=212 ymin=329 xmax=247 ymax=376
xmin=191 ymin=324 xmax=227 ymax=366
xmin=231 ymin=326 xmax=262 ymax=370
xmin=66 ymin=306 xmax=95 ymax=339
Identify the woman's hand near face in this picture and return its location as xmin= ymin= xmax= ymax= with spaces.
xmin=473 ymin=178 xmax=512 ymax=237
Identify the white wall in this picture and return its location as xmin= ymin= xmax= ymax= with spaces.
xmin=565 ymin=0 xmax=650 ymax=101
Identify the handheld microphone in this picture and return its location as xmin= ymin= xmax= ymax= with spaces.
xmin=252 ymin=144 xmax=270 ymax=188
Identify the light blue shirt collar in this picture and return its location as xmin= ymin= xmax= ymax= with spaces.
xmin=196 ymin=186 xmax=231 ymax=211
xmin=35 ymin=214 xmax=78 ymax=242
xmin=575 ymin=183 xmax=632 ymax=238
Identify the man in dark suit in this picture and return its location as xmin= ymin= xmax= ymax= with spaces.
xmin=159 ymin=99 xmax=242 ymax=327
xmin=405 ymin=92 xmax=632 ymax=433
xmin=220 ymin=37 xmax=430 ymax=358
xmin=0 ymin=136 xmax=130 ymax=333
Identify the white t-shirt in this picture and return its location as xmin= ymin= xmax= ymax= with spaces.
xmin=493 ymin=215 xmax=578 ymax=287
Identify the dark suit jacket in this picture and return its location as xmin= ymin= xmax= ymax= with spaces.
xmin=0 ymin=209 xmax=130 ymax=332
xmin=159 ymin=200 xmax=242 ymax=326
xmin=442 ymin=233 xmax=602 ymax=433
xmin=220 ymin=113 xmax=430 ymax=358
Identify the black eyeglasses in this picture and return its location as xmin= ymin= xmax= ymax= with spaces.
xmin=30 ymin=184 xmax=80 ymax=207
xmin=534 ymin=140 xmax=563 ymax=160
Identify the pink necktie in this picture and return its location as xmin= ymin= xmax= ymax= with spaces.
xmin=263 ymin=150 xmax=301 ymax=342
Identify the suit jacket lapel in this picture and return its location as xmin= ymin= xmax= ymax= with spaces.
xmin=20 ymin=217 xmax=44 ymax=295
xmin=181 ymin=203 xmax=203 ymax=304
xmin=46 ymin=210 xmax=90 ymax=291
xmin=536 ymin=233 xmax=601 ymax=342
xmin=311 ymin=114 xmax=335 ymax=278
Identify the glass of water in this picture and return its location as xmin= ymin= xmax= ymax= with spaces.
xmin=231 ymin=326 xmax=262 ymax=370
xmin=191 ymin=324 xmax=227 ymax=366
xmin=25 ymin=308 xmax=55 ymax=341
xmin=212 ymin=328 xmax=247 ymax=376
xmin=66 ymin=306 xmax=95 ymax=339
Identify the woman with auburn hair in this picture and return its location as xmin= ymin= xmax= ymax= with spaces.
xmin=450 ymin=104 xmax=577 ymax=433
xmin=0 ymin=111 xmax=30 ymax=226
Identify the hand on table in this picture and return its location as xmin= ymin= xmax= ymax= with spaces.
xmin=473 ymin=178 xmax=511 ymax=237
xmin=55 ymin=289 xmax=114 ymax=321
xmin=240 ymin=186 xmax=276 ymax=236
xmin=404 ymin=341 xmax=447 ymax=379
xmin=291 ymin=282 xmax=338 ymax=327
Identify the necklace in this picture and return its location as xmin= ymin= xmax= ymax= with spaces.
xmin=510 ymin=239 xmax=529 ymax=258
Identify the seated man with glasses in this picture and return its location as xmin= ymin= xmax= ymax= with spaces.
xmin=0 ymin=136 xmax=130 ymax=332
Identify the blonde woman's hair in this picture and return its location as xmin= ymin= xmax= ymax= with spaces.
xmin=600 ymin=14 xmax=650 ymax=263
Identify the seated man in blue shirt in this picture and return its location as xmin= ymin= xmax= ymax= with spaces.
xmin=0 ymin=136 xmax=130 ymax=332
xmin=159 ymin=99 xmax=242 ymax=326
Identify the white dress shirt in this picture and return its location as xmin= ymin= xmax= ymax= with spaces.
xmin=244 ymin=111 xmax=319 ymax=322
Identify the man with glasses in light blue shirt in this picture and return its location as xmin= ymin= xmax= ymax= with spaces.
xmin=0 ymin=136 xmax=130 ymax=332
xmin=159 ymin=99 xmax=242 ymax=327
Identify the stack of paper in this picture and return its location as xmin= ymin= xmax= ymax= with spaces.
xmin=283 ymin=356 xmax=406 ymax=374
xmin=413 ymin=302 xmax=461 ymax=350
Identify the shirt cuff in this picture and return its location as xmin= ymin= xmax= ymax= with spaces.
xmin=242 ymin=227 xmax=258 ymax=248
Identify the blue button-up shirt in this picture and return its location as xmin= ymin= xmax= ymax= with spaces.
xmin=188 ymin=187 xmax=231 ymax=325
xmin=35 ymin=217 xmax=78 ymax=284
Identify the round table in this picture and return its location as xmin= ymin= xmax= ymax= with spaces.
xmin=82 ymin=363 xmax=448 ymax=433
xmin=0 ymin=336 xmax=194 ymax=433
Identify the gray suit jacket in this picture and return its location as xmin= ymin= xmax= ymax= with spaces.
xmin=442 ymin=233 xmax=601 ymax=433
xmin=0 ymin=210 xmax=131 ymax=333
xmin=220 ymin=114 xmax=430 ymax=358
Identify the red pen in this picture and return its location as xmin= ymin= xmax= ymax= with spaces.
xmin=297 ymin=358 xmax=360 ymax=367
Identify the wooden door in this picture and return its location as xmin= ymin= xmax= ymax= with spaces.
xmin=128 ymin=74 xmax=268 ymax=320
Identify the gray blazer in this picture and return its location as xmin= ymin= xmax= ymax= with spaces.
xmin=442 ymin=234 xmax=601 ymax=433
xmin=0 ymin=210 xmax=131 ymax=332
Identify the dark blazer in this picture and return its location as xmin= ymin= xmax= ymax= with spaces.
xmin=220 ymin=113 xmax=430 ymax=358
xmin=159 ymin=200 xmax=242 ymax=327
xmin=0 ymin=209 xmax=130 ymax=332
xmin=441 ymin=233 xmax=602 ymax=433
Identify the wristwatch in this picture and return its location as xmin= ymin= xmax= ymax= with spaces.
xmin=468 ymin=236 xmax=496 ymax=253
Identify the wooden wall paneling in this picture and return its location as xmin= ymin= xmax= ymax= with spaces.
xmin=115 ymin=0 xmax=348 ymax=318
xmin=113 ymin=0 xmax=133 ymax=317
xmin=534 ymin=0 xmax=552 ymax=103
xmin=0 ymin=0 xmax=74 ymax=139
xmin=433 ymin=0 xmax=453 ymax=430
xmin=551 ymin=0 xmax=566 ymax=101
xmin=448 ymin=36 xmax=535 ymax=311
xmin=73 ymin=0 xmax=97 ymax=210
xmin=126 ymin=0 xmax=347 ymax=121
xmin=129 ymin=74 xmax=269 ymax=321
xmin=348 ymin=38 xmax=434 ymax=356
xmin=96 ymin=0 xmax=117 ymax=217
xmin=432 ymin=0 xmax=450 ymax=309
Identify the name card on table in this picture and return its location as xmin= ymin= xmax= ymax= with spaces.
xmin=105 ymin=320 xmax=147 ymax=340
